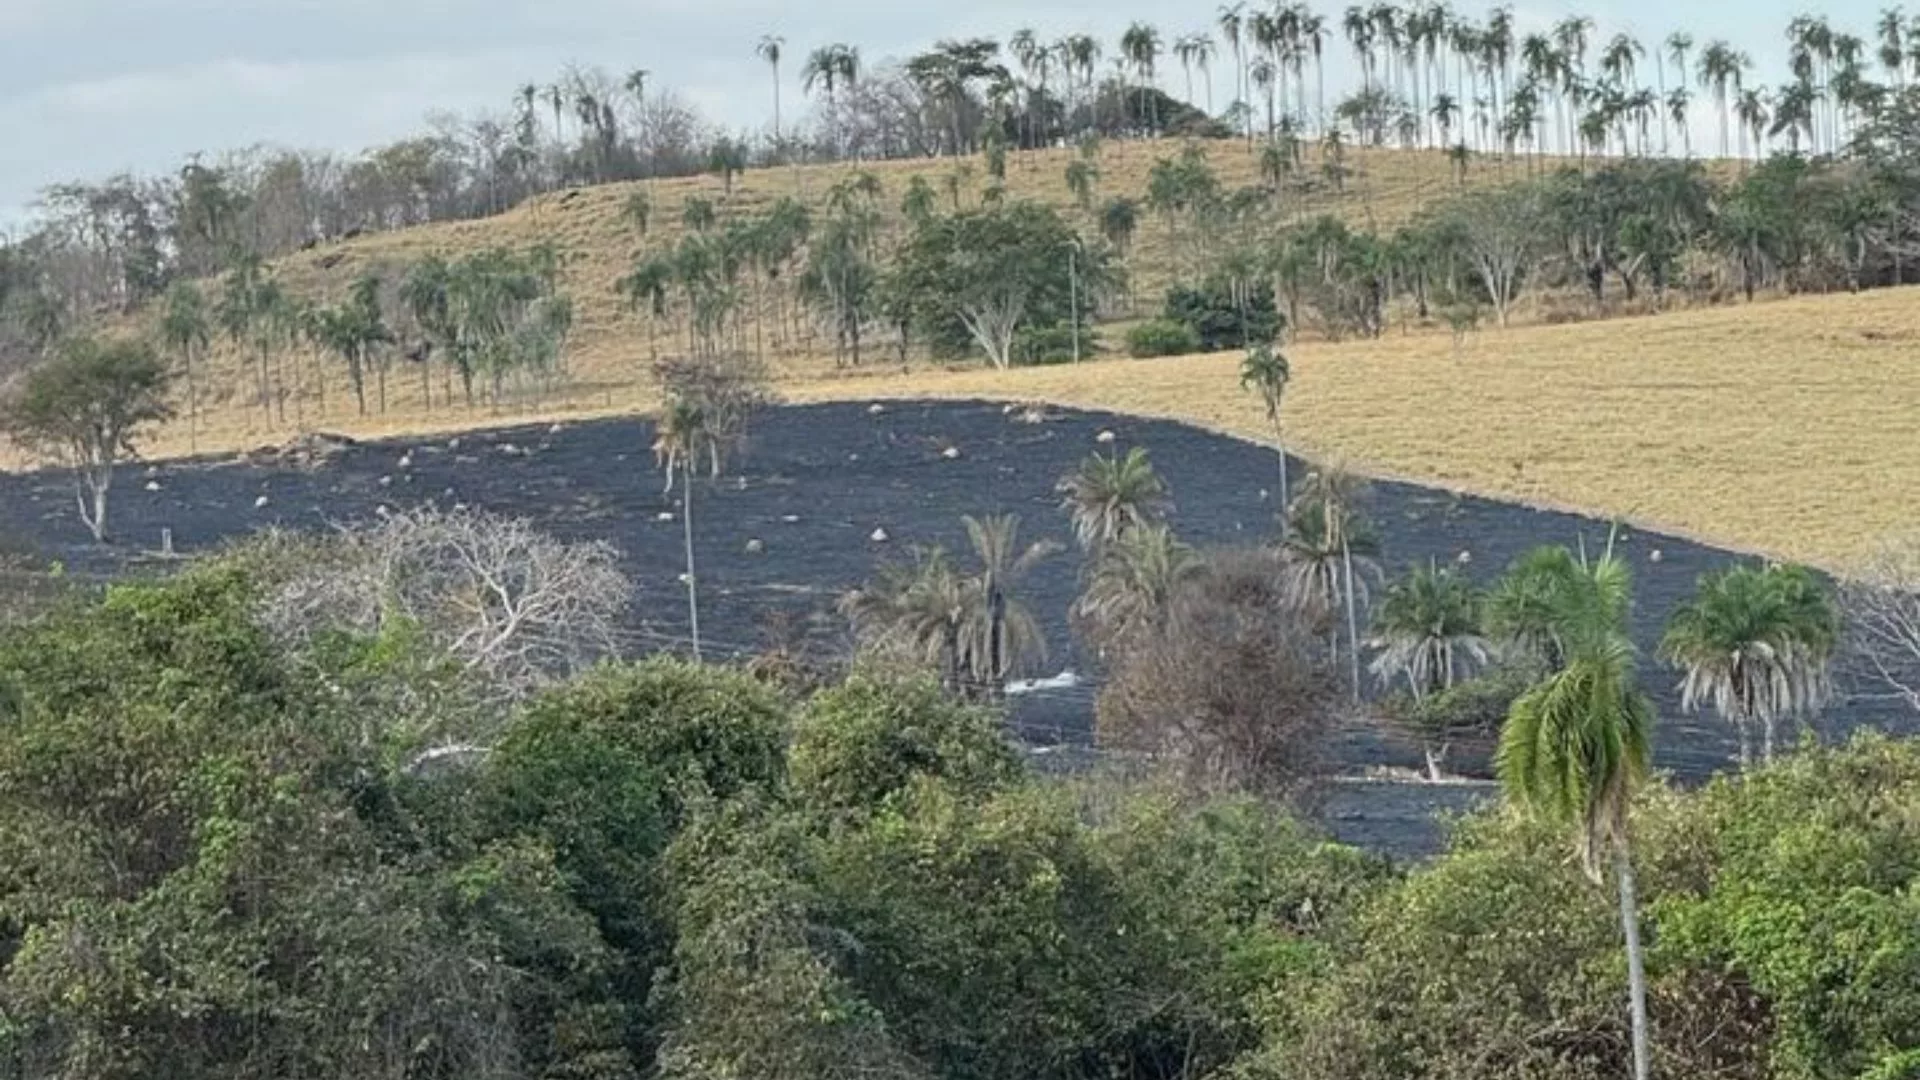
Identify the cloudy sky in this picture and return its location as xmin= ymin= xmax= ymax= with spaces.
xmin=0 ymin=0 xmax=1870 ymax=227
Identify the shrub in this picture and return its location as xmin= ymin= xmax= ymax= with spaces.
xmin=1096 ymin=548 xmax=1341 ymax=798
xmin=1164 ymin=282 xmax=1284 ymax=351
xmin=789 ymin=672 xmax=1021 ymax=814
xmin=1011 ymin=323 xmax=1093 ymax=366
xmin=1126 ymin=318 xmax=1201 ymax=358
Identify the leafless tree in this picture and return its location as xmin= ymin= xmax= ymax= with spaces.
xmin=1841 ymin=533 xmax=1920 ymax=713
xmin=651 ymin=351 xmax=778 ymax=485
xmin=255 ymin=507 xmax=630 ymax=699
xmin=1096 ymin=547 xmax=1343 ymax=798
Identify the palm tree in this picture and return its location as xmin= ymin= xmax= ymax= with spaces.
xmin=653 ymin=399 xmax=710 ymax=660
xmin=1238 ymin=344 xmax=1292 ymax=536
xmin=1120 ymin=22 xmax=1164 ymax=134
xmin=954 ymin=514 xmax=1057 ymax=695
xmin=1056 ymin=447 xmax=1171 ymax=552
xmin=1289 ymin=464 xmax=1373 ymax=699
xmin=1879 ymin=7 xmax=1909 ymax=85
xmin=159 ymin=281 xmax=210 ymax=452
xmin=1698 ymin=40 xmax=1750 ymax=158
xmin=841 ymin=545 xmax=968 ymax=688
xmin=1660 ymin=563 xmax=1837 ymax=766
xmin=1735 ymin=86 xmax=1771 ymax=160
xmin=1219 ymin=3 xmax=1251 ymax=139
xmin=1175 ymin=33 xmax=1215 ymax=112
xmin=1495 ymin=537 xmax=1654 ymax=1080
xmin=1370 ymin=560 xmax=1492 ymax=778
xmin=1370 ymin=561 xmax=1492 ymax=698
xmin=757 ymin=35 xmax=785 ymax=152
xmin=1073 ymin=522 xmax=1200 ymax=653
xmin=803 ymin=44 xmax=860 ymax=154
xmin=1486 ymin=544 xmax=1584 ymax=671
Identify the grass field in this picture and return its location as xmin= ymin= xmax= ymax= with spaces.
xmin=12 ymin=141 xmax=1909 ymax=571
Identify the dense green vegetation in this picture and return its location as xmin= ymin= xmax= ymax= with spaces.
xmin=1 ymin=543 xmax=1917 ymax=1080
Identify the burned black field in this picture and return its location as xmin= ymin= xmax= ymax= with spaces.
xmin=3 ymin=400 xmax=1909 ymax=857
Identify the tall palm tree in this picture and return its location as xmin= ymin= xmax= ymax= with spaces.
xmin=757 ymin=35 xmax=785 ymax=151
xmin=803 ymin=44 xmax=860 ymax=155
xmin=1879 ymin=7 xmax=1909 ymax=85
xmin=1698 ymin=40 xmax=1750 ymax=158
xmin=1174 ymin=33 xmax=1216 ymax=113
xmin=1120 ymin=22 xmax=1164 ymax=134
xmin=1660 ymin=563 xmax=1838 ymax=766
xmin=1239 ymin=344 xmax=1292 ymax=535
xmin=1218 ymin=3 xmax=1251 ymax=138
xmin=653 ymin=399 xmax=710 ymax=660
xmin=1056 ymin=446 xmax=1172 ymax=552
xmin=159 ymin=281 xmax=210 ymax=452
xmin=1072 ymin=522 xmax=1201 ymax=653
xmin=1496 ymin=537 xmax=1654 ymax=1080
xmin=954 ymin=514 xmax=1057 ymax=695
xmin=1290 ymin=464 xmax=1373 ymax=700
xmin=1735 ymin=86 xmax=1772 ymax=160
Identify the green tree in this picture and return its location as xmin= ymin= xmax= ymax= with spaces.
xmin=1495 ymin=537 xmax=1655 ymax=1080
xmin=1660 ymin=563 xmax=1838 ymax=766
xmin=893 ymin=201 xmax=1095 ymax=369
xmin=0 ymin=335 xmax=172 ymax=542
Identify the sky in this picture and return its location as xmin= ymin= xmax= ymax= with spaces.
xmin=0 ymin=0 xmax=1887 ymax=229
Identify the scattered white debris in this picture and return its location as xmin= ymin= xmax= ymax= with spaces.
xmin=745 ymin=538 xmax=765 ymax=554
xmin=868 ymin=402 xmax=886 ymax=414
xmin=1001 ymin=403 xmax=1016 ymax=414
xmin=144 ymin=480 xmax=161 ymax=492
xmin=941 ymin=445 xmax=961 ymax=459
xmin=848 ymin=452 xmax=860 ymax=461
xmin=870 ymin=527 xmax=890 ymax=543
xmin=549 ymin=423 xmax=564 ymax=434
xmin=499 ymin=443 xmax=520 ymax=455
xmin=1005 ymin=670 xmax=1082 ymax=696
xmin=657 ymin=511 xmax=676 ymax=522
xmin=1649 ymin=549 xmax=1664 ymax=564
xmin=1456 ymin=550 xmax=1473 ymax=565
xmin=374 ymin=504 xmax=392 ymax=517
xmin=781 ymin=514 xmax=800 ymax=524
xmin=1095 ymin=429 xmax=1116 ymax=443
xmin=397 ymin=452 xmax=413 ymax=469
xmin=447 ymin=437 xmax=461 ymax=450
xmin=145 ymin=465 xmax=161 ymax=479
xmin=1258 ymin=488 xmax=1269 ymax=501
xmin=253 ymin=495 xmax=270 ymax=509
xmin=378 ymin=475 xmax=393 ymax=487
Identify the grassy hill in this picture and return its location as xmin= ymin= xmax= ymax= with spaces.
xmin=37 ymin=140 xmax=1920 ymax=570
xmin=158 ymin=140 xmax=1534 ymax=441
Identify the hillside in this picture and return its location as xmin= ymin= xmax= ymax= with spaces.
xmin=145 ymin=141 xmax=1544 ymax=443
xmin=30 ymin=140 xmax=1916 ymax=570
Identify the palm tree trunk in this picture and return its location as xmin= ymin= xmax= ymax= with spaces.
xmin=1342 ymin=536 xmax=1361 ymax=700
xmin=683 ymin=460 xmax=702 ymax=661
xmin=1616 ymin=843 xmax=1653 ymax=1080
xmin=1274 ymin=430 xmax=1290 ymax=539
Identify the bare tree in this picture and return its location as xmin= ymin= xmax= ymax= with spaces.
xmin=254 ymin=507 xmax=630 ymax=699
xmin=1096 ymin=547 xmax=1342 ymax=798
xmin=1443 ymin=185 xmax=1546 ymax=327
xmin=1841 ymin=533 xmax=1920 ymax=713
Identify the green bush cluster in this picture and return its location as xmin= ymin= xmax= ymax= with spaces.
xmin=1126 ymin=318 xmax=1202 ymax=358
xmin=2 ymin=566 xmax=1916 ymax=1080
